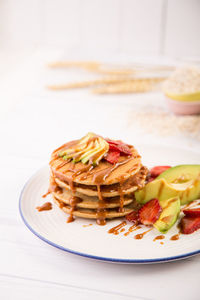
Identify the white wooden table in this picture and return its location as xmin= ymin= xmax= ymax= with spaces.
xmin=1 ymin=51 xmax=199 ymax=300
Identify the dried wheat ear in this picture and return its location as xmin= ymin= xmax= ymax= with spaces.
xmin=47 ymin=77 xmax=136 ymax=90
xmin=48 ymin=61 xmax=100 ymax=71
xmin=47 ymin=77 xmax=165 ymax=91
xmin=92 ymin=78 xmax=165 ymax=94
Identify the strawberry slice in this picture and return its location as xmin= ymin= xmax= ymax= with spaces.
xmin=150 ymin=166 xmax=171 ymax=178
xmin=106 ymin=139 xmax=132 ymax=156
xmin=139 ymin=198 xmax=162 ymax=225
xmin=109 ymin=143 xmax=132 ymax=155
xmin=125 ymin=210 xmax=139 ymax=224
xmin=183 ymin=208 xmax=200 ymax=218
xmin=106 ymin=139 xmax=123 ymax=145
xmin=107 ymin=143 xmax=121 ymax=151
xmin=147 ymin=177 xmax=155 ymax=183
xmin=180 ymin=216 xmax=200 ymax=234
xmin=105 ymin=150 xmax=120 ymax=164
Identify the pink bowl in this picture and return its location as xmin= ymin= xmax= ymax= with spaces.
xmin=165 ymin=97 xmax=200 ymax=115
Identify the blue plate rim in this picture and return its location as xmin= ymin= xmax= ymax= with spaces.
xmin=19 ymin=166 xmax=200 ymax=264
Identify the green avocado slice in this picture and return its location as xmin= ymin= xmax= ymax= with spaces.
xmin=157 ymin=165 xmax=200 ymax=204
xmin=135 ymin=178 xmax=187 ymax=204
xmin=135 ymin=177 xmax=199 ymax=205
xmin=157 ymin=165 xmax=200 ymax=183
xmin=81 ymin=140 xmax=101 ymax=164
xmin=81 ymin=138 xmax=109 ymax=165
xmin=59 ymin=132 xmax=96 ymax=157
xmin=154 ymin=197 xmax=180 ymax=233
xmin=72 ymin=141 xmax=95 ymax=163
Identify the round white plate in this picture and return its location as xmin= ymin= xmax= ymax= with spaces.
xmin=19 ymin=144 xmax=200 ymax=263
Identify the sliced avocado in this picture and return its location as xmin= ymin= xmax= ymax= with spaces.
xmin=81 ymin=138 xmax=109 ymax=165
xmin=157 ymin=165 xmax=200 ymax=204
xmin=59 ymin=143 xmax=86 ymax=157
xmin=154 ymin=197 xmax=180 ymax=233
xmin=60 ymin=132 xmax=95 ymax=157
xmin=59 ymin=133 xmax=109 ymax=165
xmin=135 ymin=178 xmax=198 ymax=205
xmin=73 ymin=141 xmax=94 ymax=163
xmin=77 ymin=132 xmax=96 ymax=148
xmin=92 ymin=136 xmax=109 ymax=164
xmin=135 ymin=178 xmax=180 ymax=204
xmin=157 ymin=165 xmax=200 ymax=183
xmin=81 ymin=140 xmax=100 ymax=164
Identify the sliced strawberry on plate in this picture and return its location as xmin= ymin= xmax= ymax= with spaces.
xmin=180 ymin=216 xmax=200 ymax=234
xmin=150 ymin=166 xmax=171 ymax=178
xmin=105 ymin=150 xmax=120 ymax=164
xmin=183 ymin=208 xmax=200 ymax=217
xmin=139 ymin=198 xmax=162 ymax=225
xmin=125 ymin=210 xmax=139 ymax=224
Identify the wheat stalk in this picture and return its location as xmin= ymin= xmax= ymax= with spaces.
xmin=47 ymin=77 xmax=134 ymax=90
xmin=48 ymin=60 xmax=174 ymax=75
xmin=92 ymin=78 xmax=165 ymax=94
xmin=47 ymin=61 xmax=100 ymax=71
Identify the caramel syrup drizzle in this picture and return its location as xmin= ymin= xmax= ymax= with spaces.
xmin=42 ymin=174 xmax=61 ymax=198
xmin=181 ymin=199 xmax=200 ymax=212
xmin=92 ymin=157 xmax=136 ymax=184
xmin=170 ymin=234 xmax=180 ymax=241
xmin=83 ymin=224 xmax=93 ymax=227
xmin=134 ymin=228 xmax=153 ymax=240
xmin=153 ymin=235 xmax=165 ymax=242
xmin=108 ymin=221 xmax=127 ymax=234
xmin=55 ymin=159 xmax=71 ymax=171
xmin=118 ymin=182 xmax=125 ymax=213
xmin=92 ymin=158 xmax=136 ymax=224
xmin=96 ymin=184 xmax=107 ymax=225
xmin=66 ymin=195 xmax=82 ymax=223
xmin=66 ymin=162 xmax=79 ymax=223
xmin=36 ymin=202 xmax=52 ymax=212
xmin=124 ymin=225 xmax=141 ymax=236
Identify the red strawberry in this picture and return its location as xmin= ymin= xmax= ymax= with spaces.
xmin=105 ymin=150 xmax=120 ymax=164
xmin=147 ymin=177 xmax=155 ymax=183
xmin=106 ymin=139 xmax=123 ymax=145
xmin=108 ymin=143 xmax=131 ymax=155
xmin=125 ymin=210 xmax=139 ymax=224
xmin=183 ymin=208 xmax=200 ymax=218
xmin=108 ymin=143 xmax=121 ymax=151
xmin=116 ymin=143 xmax=132 ymax=155
xmin=139 ymin=198 xmax=162 ymax=225
xmin=106 ymin=139 xmax=132 ymax=156
xmin=150 ymin=166 xmax=171 ymax=178
xmin=180 ymin=216 xmax=200 ymax=234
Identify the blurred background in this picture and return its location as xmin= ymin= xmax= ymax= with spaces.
xmin=0 ymin=0 xmax=200 ymax=156
xmin=1 ymin=0 xmax=200 ymax=57
xmin=1 ymin=0 xmax=200 ymax=96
